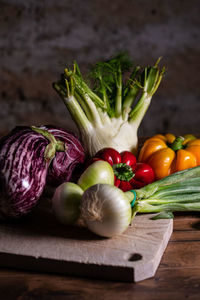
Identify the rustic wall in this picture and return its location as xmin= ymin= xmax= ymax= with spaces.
xmin=0 ymin=0 xmax=200 ymax=137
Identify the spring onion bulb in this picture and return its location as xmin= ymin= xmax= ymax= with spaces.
xmin=53 ymin=54 xmax=165 ymax=156
xmin=78 ymin=160 xmax=114 ymax=191
xmin=52 ymin=182 xmax=83 ymax=225
xmin=80 ymin=184 xmax=132 ymax=237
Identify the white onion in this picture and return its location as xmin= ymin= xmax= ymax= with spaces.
xmin=80 ymin=184 xmax=132 ymax=237
xmin=78 ymin=160 xmax=114 ymax=191
xmin=52 ymin=182 xmax=83 ymax=225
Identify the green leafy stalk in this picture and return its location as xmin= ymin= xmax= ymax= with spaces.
xmin=151 ymin=212 xmax=174 ymax=220
xmin=115 ymin=64 xmax=123 ymax=117
xmin=128 ymin=58 xmax=165 ymax=128
xmin=125 ymin=166 xmax=200 ymax=220
xmin=135 ymin=166 xmax=200 ymax=199
xmin=53 ymin=82 xmax=92 ymax=133
xmin=122 ymin=66 xmax=141 ymax=119
xmin=144 ymin=193 xmax=200 ymax=205
xmin=138 ymin=201 xmax=200 ymax=213
xmin=53 ymin=53 xmax=165 ymax=156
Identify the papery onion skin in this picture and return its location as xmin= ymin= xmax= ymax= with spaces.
xmin=80 ymin=184 xmax=132 ymax=237
xmin=52 ymin=182 xmax=83 ymax=225
xmin=40 ymin=125 xmax=85 ymax=186
xmin=77 ymin=161 xmax=114 ymax=191
xmin=0 ymin=126 xmax=50 ymax=218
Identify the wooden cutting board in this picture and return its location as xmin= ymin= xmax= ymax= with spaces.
xmin=0 ymin=194 xmax=173 ymax=282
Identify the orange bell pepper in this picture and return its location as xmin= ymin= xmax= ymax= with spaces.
xmin=138 ymin=133 xmax=200 ymax=180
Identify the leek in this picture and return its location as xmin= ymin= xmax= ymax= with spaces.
xmin=126 ymin=166 xmax=200 ymax=219
xmin=53 ymin=53 xmax=165 ymax=156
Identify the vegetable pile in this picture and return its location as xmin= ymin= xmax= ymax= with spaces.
xmin=1 ymin=54 xmax=200 ymax=240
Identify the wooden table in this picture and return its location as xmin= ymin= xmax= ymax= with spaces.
xmin=0 ymin=212 xmax=200 ymax=300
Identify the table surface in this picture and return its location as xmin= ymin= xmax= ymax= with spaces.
xmin=0 ymin=212 xmax=200 ymax=300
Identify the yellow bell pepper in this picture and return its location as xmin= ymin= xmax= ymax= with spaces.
xmin=138 ymin=133 xmax=200 ymax=180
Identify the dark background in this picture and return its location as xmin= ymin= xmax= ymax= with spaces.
xmin=0 ymin=0 xmax=200 ymax=137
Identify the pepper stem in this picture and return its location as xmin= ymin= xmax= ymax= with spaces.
xmin=170 ymin=136 xmax=185 ymax=151
xmin=113 ymin=163 xmax=134 ymax=181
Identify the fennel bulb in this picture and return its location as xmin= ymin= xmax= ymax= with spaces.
xmin=53 ymin=54 xmax=165 ymax=156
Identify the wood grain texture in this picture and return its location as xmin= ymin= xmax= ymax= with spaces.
xmin=1 ymin=214 xmax=200 ymax=300
xmin=0 ymin=196 xmax=173 ymax=283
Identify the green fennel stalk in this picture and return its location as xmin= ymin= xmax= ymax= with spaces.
xmin=53 ymin=53 xmax=165 ymax=156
